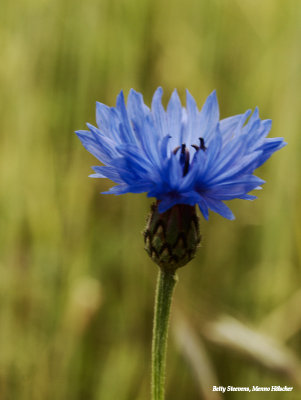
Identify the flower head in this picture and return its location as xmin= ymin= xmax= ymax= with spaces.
xmin=76 ymin=88 xmax=286 ymax=220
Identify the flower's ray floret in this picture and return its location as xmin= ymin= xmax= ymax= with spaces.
xmin=76 ymin=88 xmax=286 ymax=220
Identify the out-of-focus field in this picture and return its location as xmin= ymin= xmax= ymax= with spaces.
xmin=0 ymin=0 xmax=300 ymax=399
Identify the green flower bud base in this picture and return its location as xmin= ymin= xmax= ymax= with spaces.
xmin=144 ymin=202 xmax=201 ymax=271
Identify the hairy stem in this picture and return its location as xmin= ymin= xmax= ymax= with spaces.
xmin=151 ymin=269 xmax=178 ymax=400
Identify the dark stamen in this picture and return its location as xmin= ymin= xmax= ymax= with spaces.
xmin=191 ymin=137 xmax=206 ymax=152
xmin=173 ymin=146 xmax=181 ymax=155
xmin=199 ymin=137 xmax=206 ymax=151
xmin=180 ymin=144 xmax=190 ymax=176
xmin=174 ymin=139 xmax=205 ymax=177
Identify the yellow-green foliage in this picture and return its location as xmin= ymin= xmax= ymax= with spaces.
xmin=0 ymin=0 xmax=300 ymax=398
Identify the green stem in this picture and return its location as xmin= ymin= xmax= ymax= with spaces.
xmin=151 ymin=268 xmax=178 ymax=400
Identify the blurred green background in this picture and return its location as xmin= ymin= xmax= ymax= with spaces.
xmin=0 ymin=0 xmax=300 ymax=398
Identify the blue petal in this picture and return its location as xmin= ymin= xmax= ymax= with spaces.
xmin=202 ymin=125 xmax=223 ymax=173
xmin=205 ymin=176 xmax=265 ymax=200
xmin=117 ymin=144 xmax=152 ymax=171
xmin=96 ymin=102 xmax=111 ymax=134
xmin=158 ymin=198 xmax=180 ymax=213
xmin=95 ymin=105 xmax=122 ymax=142
xmin=160 ymin=135 xmax=171 ymax=159
xmin=76 ymin=130 xmax=116 ymax=164
xmin=199 ymin=90 xmax=219 ymax=142
xmin=167 ymin=153 xmax=183 ymax=189
xmin=151 ymin=87 xmax=167 ymax=138
xmin=243 ymin=107 xmax=259 ymax=133
xmin=185 ymin=89 xmax=199 ymax=145
xmin=254 ymin=138 xmax=286 ymax=168
xmin=250 ymin=120 xmax=272 ymax=151
xmin=239 ymin=194 xmax=257 ymax=200
xmin=91 ymin=166 xmax=123 ymax=183
xmin=222 ymin=111 xmax=252 ymax=144
xmin=102 ymin=184 xmax=131 ymax=195
xmin=102 ymin=182 xmax=152 ymax=195
xmin=220 ymin=114 xmax=243 ymax=136
xmin=206 ymin=134 xmax=247 ymax=181
xmin=205 ymin=197 xmax=235 ymax=220
xmin=116 ymin=90 xmax=136 ymax=144
xmin=210 ymin=150 xmax=263 ymax=184
xmin=167 ymin=89 xmax=183 ymax=149
xmin=130 ymin=116 xmax=161 ymax=167
xmin=157 ymin=192 xmax=200 ymax=213
xmin=198 ymin=199 xmax=209 ymax=220
xmin=223 ymin=109 xmax=252 ymax=143
xmin=127 ymin=89 xmax=149 ymax=133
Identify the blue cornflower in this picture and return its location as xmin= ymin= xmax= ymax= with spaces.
xmin=76 ymin=88 xmax=286 ymax=220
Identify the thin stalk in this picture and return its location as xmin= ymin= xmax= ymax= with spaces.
xmin=151 ymin=268 xmax=178 ymax=400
